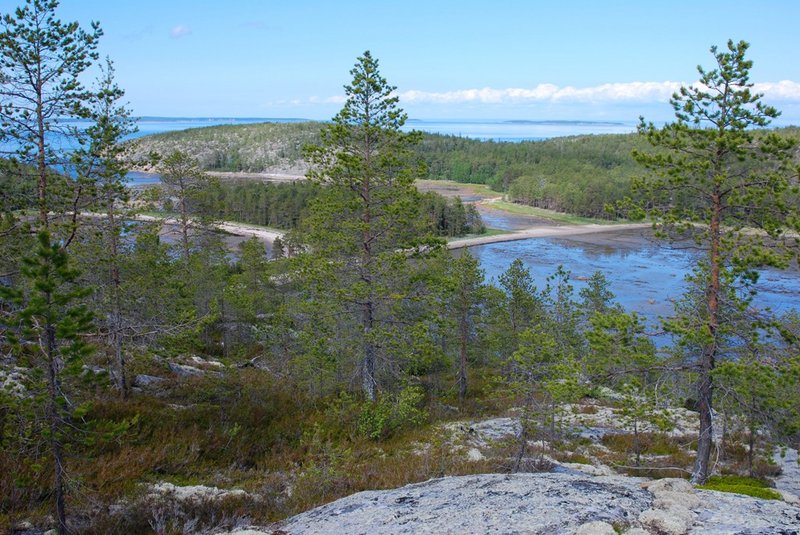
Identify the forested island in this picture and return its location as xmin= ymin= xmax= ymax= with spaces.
xmin=2 ymin=2 xmax=800 ymax=535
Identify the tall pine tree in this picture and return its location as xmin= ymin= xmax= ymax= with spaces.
xmin=631 ymin=40 xmax=800 ymax=483
xmin=299 ymin=51 xmax=442 ymax=400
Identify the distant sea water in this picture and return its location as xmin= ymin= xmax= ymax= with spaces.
xmin=403 ymin=118 xmax=636 ymax=142
xmin=129 ymin=116 xmax=637 ymax=143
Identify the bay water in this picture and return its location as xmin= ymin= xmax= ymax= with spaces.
xmin=129 ymin=117 xmax=800 ymax=324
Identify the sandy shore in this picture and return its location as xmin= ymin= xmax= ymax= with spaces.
xmin=447 ymin=222 xmax=652 ymax=249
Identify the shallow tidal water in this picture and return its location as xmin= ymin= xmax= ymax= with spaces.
xmin=469 ymin=228 xmax=800 ymax=328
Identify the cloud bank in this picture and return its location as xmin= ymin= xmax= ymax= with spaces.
xmin=314 ymin=81 xmax=800 ymax=106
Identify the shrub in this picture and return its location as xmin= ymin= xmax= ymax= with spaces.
xmin=358 ymin=386 xmax=428 ymax=441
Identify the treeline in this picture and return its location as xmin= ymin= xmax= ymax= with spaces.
xmin=130 ymin=123 xmax=800 ymax=221
xmin=128 ymin=123 xmax=650 ymax=218
xmin=419 ymin=134 xmax=648 ymax=218
xmin=188 ymin=179 xmax=485 ymax=236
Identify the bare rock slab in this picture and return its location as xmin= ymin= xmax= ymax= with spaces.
xmin=263 ymin=473 xmax=651 ymax=535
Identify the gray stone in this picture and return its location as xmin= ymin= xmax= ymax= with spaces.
xmin=575 ymin=521 xmax=617 ymax=535
xmin=639 ymin=506 xmax=693 ymax=535
xmin=653 ymin=490 xmax=703 ymax=510
xmin=641 ymin=477 xmax=695 ymax=495
xmin=775 ymin=446 xmax=800 ymax=498
xmin=256 ymin=473 xmax=653 ymax=535
xmin=134 ymin=374 xmax=166 ymax=387
xmin=168 ymin=362 xmax=204 ymax=377
xmin=227 ymin=471 xmax=800 ymax=535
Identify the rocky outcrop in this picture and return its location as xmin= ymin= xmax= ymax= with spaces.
xmin=226 ymin=473 xmax=800 ymax=535
xmin=0 ymin=367 xmax=28 ymax=397
xmin=149 ymin=482 xmax=248 ymax=503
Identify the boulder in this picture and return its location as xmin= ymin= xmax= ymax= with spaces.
xmin=149 ymin=482 xmax=247 ymax=503
xmin=133 ymin=374 xmax=166 ymax=387
xmin=639 ymin=504 xmax=694 ymax=535
xmin=575 ymin=520 xmax=617 ymax=534
xmin=652 ymin=490 xmax=703 ymax=510
xmin=225 ymin=472 xmax=800 ymax=534
xmin=168 ymin=362 xmax=204 ymax=377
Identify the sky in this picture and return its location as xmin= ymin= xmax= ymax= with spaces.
xmin=2 ymin=0 xmax=800 ymax=123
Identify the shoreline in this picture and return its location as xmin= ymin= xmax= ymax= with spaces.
xmin=447 ymin=222 xmax=651 ymax=249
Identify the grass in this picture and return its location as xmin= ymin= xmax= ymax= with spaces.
xmin=447 ymin=227 xmax=511 ymax=242
xmin=698 ymin=475 xmax=782 ymax=500
xmin=487 ymin=200 xmax=621 ymax=225
xmin=415 ymin=179 xmax=499 ymax=199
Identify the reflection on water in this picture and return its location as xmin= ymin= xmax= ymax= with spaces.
xmin=469 ymin=229 xmax=800 ymax=327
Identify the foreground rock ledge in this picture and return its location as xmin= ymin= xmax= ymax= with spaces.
xmin=224 ymin=472 xmax=800 ymax=535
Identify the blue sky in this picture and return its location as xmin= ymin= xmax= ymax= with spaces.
xmin=3 ymin=0 xmax=799 ymax=123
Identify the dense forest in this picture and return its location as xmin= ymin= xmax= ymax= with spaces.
xmin=128 ymin=120 xmax=800 ymax=220
xmin=1 ymin=2 xmax=800 ymax=534
xmin=185 ymin=180 xmax=484 ymax=237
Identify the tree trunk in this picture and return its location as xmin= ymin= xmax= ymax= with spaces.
xmin=457 ymin=304 xmax=468 ymax=403
xmin=36 ymin=82 xmax=49 ymax=230
xmin=107 ymin=200 xmax=128 ymax=398
xmin=692 ymin=192 xmax=721 ymax=485
xmin=513 ymin=418 xmax=529 ymax=473
xmin=748 ymin=418 xmax=755 ymax=478
xmin=45 ymin=317 xmax=67 ymax=534
xmin=362 ymin=301 xmax=377 ymax=402
xmin=179 ymin=181 xmax=190 ymax=262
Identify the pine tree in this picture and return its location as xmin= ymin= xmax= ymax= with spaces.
xmin=73 ymin=58 xmax=136 ymax=396
xmin=631 ymin=40 xmax=800 ymax=483
xmin=1 ymin=231 xmax=93 ymax=535
xmin=157 ymin=150 xmax=214 ymax=262
xmin=300 ymin=51 xmax=441 ymax=400
xmin=445 ymin=251 xmax=485 ymax=402
xmin=0 ymin=0 xmax=101 ymax=231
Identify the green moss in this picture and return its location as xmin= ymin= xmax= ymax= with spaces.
xmin=699 ymin=475 xmax=781 ymax=500
xmin=704 ymin=475 xmax=770 ymax=488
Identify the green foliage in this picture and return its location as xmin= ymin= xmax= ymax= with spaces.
xmin=0 ymin=0 xmax=102 ymax=230
xmin=294 ymin=51 xmax=444 ymax=401
xmin=698 ymin=475 xmax=782 ymax=500
xmin=199 ymin=180 xmax=321 ymax=229
xmin=357 ymin=385 xmax=428 ymax=441
xmin=419 ymin=192 xmax=485 ymax=236
xmin=632 ymin=40 xmax=800 ymax=271
xmin=189 ymin=179 xmax=483 ymax=237
xmin=627 ymin=39 xmax=800 ymax=484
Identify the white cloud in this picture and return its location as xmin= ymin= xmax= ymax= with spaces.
xmin=309 ymin=95 xmax=347 ymax=105
xmin=314 ymin=80 xmax=800 ymax=107
xmin=753 ymin=81 xmax=800 ymax=101
xmin=170 ymin=25 xmax=192 ymax=38
xmin=399 ymin=82 xmax=684 ymax=105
